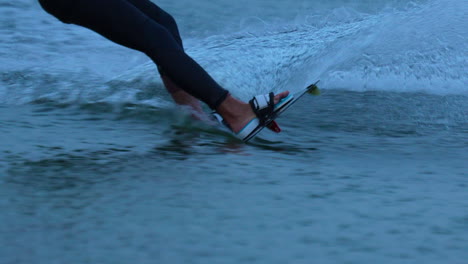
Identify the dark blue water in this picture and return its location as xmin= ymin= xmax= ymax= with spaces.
xmin=1 ymin=0 xmax=467 ymax=263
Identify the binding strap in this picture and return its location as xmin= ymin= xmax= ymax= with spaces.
xmin=249 ymin=92 xmax=275 ymax=125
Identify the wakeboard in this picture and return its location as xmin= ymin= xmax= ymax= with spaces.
xmin=242 ymin=80 xmax=320 ymax=142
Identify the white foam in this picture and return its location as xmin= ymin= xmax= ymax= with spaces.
xmin=1 ymin=0 xmax=466 ymax=106
xmin=187 ymin=0 xmax=467 ymax=97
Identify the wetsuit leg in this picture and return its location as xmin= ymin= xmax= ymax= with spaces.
xmin=38 ymin=0 xmax=74 ymax=23
xmin=38 ymin=0 xmax=228 ymax=109
xmin=125 ymin=0 xmax=183 ymax=48
xmin=123 ymin=0 xmax=184 ymax=86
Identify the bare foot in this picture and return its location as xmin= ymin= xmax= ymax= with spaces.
xmin=161 ymin=75 xmax=206 ymax=119
xmin=216 ymin=91 xmax=290 ymax=133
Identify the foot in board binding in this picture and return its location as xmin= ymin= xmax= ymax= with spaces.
xmin=213 ymin=80 xmax=320 ymax=142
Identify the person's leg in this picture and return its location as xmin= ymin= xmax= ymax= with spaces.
xmin=161 ymin=74 xmax=204 ymax=119
xmin=65 ymin=0 xmax=228 ymax=110
xmin=38 ymin=0 xmax=289 ymax=133
xmin=125 ymin=0 xmax=184 ymax=48
xmin=124 ymin=0 xmax=202 ymax=115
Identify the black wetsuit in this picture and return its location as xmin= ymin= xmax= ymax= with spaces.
xmin=38 ymin=0 xmax=228 ymax=109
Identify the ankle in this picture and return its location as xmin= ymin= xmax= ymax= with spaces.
xmin=216 ymin=95 xmax=255 ymax=133
xmin=216 ymin=95 xmax=241 ymax=118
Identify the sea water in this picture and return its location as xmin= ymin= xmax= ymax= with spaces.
xmin=0 ymin=0 xmax=467 ymax=263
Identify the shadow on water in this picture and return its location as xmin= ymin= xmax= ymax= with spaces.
xmin=5 ymin=152 xmax=127 ymax=191
xmin=152 ymin=119 xmax=320 ymax=159
xmin=249 ymin=137 xmax=319 ymax=153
